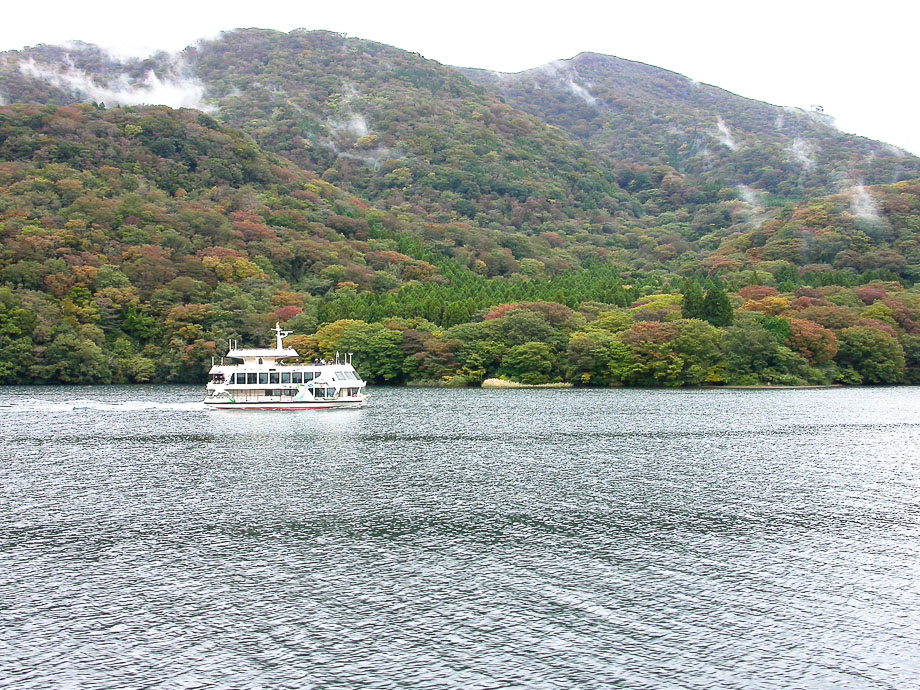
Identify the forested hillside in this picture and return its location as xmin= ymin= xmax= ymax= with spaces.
xmin=461 ymin=53 xmax=920 ymax=200
xmin=2 ymin=32 xmax=641 ymax=236
xmin=1 ymin=30 xmax=919 ymax=387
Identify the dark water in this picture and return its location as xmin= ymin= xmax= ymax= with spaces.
xmin=2 ymin=385 xmax=919 ymax=689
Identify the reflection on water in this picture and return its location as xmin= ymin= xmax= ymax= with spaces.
xmin=2 ymin=385 xmax=920 ymax=689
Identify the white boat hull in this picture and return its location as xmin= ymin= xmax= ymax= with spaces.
xmin=204 ymin=399 xmax=367 ymax=411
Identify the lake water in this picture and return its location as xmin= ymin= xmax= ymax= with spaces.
xmin=2 ymin=385 xmax=919 ymax=689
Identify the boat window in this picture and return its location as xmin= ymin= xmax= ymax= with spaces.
xmin=274 ymin=389 xmax=282 ymax=396
xmin=304 ymin=371 xmax=316 ymax=382
xmin=269 ymin=372 xmax=280 ymax=384
xmin=247 ymin=373 xmax=257 ymax=384
xmin=347 ymin=371 xmax=358 ymax=380
xmin=334 ymin=371 xmax=346 ymax=380
xmin=292 ymin=372 xmax=302 ymax=384
xmin=281 ymin=372 xmax=291 ymax=384
xmin=258 ymin=373 xmax=268 ymax=384
xmin=258 ymin=358 xmax=263 ymax=365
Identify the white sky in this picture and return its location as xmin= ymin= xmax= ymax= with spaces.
xmin=2 ymin=0 xmax=918 ymax=154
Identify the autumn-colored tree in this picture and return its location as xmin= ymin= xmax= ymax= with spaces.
xmin=785 ymin=319 xmax=838 ymax=365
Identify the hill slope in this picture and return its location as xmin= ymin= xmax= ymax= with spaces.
xmin=460 ymin=53 xmax=920 ymax=199
xmin=1 ymin=31 xmax=641 ymax=236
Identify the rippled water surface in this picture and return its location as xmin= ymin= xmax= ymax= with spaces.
xmin=2 ymin=385 xmax=920 ymax=689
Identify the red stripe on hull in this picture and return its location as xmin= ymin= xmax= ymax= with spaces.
xmin=207 ymin=404 xmax=364 ymax=411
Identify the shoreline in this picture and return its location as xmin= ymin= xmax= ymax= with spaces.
xmin=701 ymin=384 xmax=843 ymax=390
xmin=480 ymin=378 xmax=574 ymax=389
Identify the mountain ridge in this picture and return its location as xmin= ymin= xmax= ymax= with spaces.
xmin=458 ymin=51 xmax=918 ymax=199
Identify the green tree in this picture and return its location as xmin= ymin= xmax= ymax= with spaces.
xmin=0 ymin=292 xmax=37 ymax=383
xmin=681 ymin=280 xmax=706 ymax=320
xmin=722 ymin=313 xmax=806 ymax=384
xmin=619 ymin=319 xmax=721 ymax=386
xmin=500 ymin=341 xmax=556 ymax=384
xmin=703 ymin=285 xmax=733 ymax=327
xmin=836 ymin=327 xmax=905 ymax=384
xmin=565 ymin=331 xmax=615 ymax=385
xmin=32 ymin=328 xmax=113 ymax=384
xmin=335 ymin=322 xmax=406 ymax=383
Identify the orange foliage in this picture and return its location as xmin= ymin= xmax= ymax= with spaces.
xmin=741 ymin=296 xmax=791 ymax=316
xmin=786 ymin=319 xmax=838 ymax=364
xmin=738 ymin=285 xmax=778 ymax=300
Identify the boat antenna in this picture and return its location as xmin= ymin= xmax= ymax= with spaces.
xmin=273 ymin=322 xmax=293 ymax=350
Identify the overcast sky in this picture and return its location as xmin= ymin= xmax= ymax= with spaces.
xmin=2 ymin=0 xmax=917 ymax=154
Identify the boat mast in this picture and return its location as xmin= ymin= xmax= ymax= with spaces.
xmin=273 ymin=322 xmax=293 ymax=350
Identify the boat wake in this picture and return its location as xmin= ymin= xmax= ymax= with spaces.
xmin=3 ymin=399 xmax=206 ymax=413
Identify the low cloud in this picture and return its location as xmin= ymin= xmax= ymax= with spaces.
xmin=326 ymin=82 xmax=370 ymax=137
xmin=329 ymin=113 xmax=369 ymax=137
xmin=337 ymin=147 xmax=397 ymax=170
xmin=791 ymin=138 xmax=816 ymax=169
xmin=736 ymin=185 xmax=761 ymax=207
xmin=534 ymin=59 xmax=597 ymax=106
xmin=566 ymin=79 xmax=597 ymax=106
xmin=849 ymin=183 xmax=885 ymax=222
xmin=716 ymin=117 xmax=737 ymax=151
xmin=784 ymin=105 xmax=837 ymax=130
xmin=18 ymin=57 xmax=214 ymax=111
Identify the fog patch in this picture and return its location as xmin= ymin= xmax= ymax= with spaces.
xmin=329 ymin=113 xmax=368 ymax=137
xmin=791 ymin=138 xmax=816 ymax=169
xmin=337 ymin=147 xmax=398 ymax=170
xmin=0 ymin=91 xmax=7 ymax=106
xmin=784 ymin=105 xmax=837 ymax=129
xmin=536 ymin=60 xmax=568 ymax=77
xmin=327 ymin=83 xmax=370 ymax=137
xmin=736 ymin=185 xmax=761 ymax=207
xmin=533 ymin=59 xmax=598 ymax=106
xmin=849 ymin=183 xmax=883 ymax=220
xmin=716 ymin=117 xmax=737 ymax=151
xmin=885 ymin=143 xmax=909 ymax=157
xmin=18 ymin=57 xmax=213 ymax=111
xmin=567 ymin=79 xmax=596 ymax=106
xmin=774 ymin=111 xmax=785 ymax=130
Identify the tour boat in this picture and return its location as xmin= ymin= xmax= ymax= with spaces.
xmin=204 ymin=324 xmax=368 ymax=410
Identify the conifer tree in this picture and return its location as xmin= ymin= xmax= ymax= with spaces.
xmin=703 ymin=285 xmax=734 ymax=327
xmin=681 ymin=280 xmax=706 ymax=320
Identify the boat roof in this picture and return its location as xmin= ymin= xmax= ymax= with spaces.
xmin=227 ymin=347 xmax=299 ymax=359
